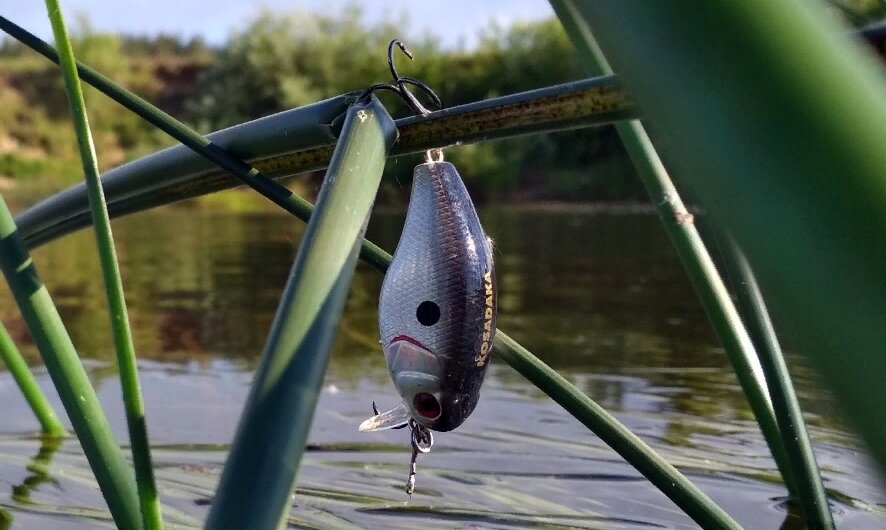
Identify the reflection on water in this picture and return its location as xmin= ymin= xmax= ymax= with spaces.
xmin=0 ymin=203 xmax=883 ymax=528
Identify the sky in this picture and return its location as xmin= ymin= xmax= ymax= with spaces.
xmin=3 ymin=0 xmax=553 ymax=48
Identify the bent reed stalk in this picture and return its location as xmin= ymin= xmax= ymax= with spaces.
xmin=0 ymin=15 xmax=631 ymax=253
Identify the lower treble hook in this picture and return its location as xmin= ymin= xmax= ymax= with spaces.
xmin=405 ymin=418 xmax=433 ymax=496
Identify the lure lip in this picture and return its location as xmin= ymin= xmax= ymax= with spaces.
xmin=358 ymin=402 xmax=411 ymax=432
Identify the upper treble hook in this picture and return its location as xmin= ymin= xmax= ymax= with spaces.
xmin=359 ymin=39 xmax=442 ymax=117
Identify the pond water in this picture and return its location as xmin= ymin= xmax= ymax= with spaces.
xmin=0 ymin=202 xmax=883 ymax=529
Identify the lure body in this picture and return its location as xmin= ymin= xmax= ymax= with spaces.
xmin=365 ymin=161 xmax=496 ymax=433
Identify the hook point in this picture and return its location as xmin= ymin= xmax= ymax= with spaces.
xmin=391 ymin=39 xmax=414 ymax=61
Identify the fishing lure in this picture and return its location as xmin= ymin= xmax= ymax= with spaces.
xmin=360 ymin=151 xmax=496 ymax=431
xmin=358 ymin=38 xmax=497 ymax=495
xmin=360 ymin=149 xmax=497 ymax=493
xmin=363 ymin=152 xmax=496 ymax=428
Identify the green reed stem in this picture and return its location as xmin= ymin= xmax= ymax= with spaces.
xmin=42 ymin=2 xmax=161 ymax=527
xmin=568 ymin=0 xmax=886 ymax=482
xmin=205 ymin=97 xmax=397 ymax=530
xmin=716 ymin=234 xmax=833 ymax=527
xmin=0 ymin=321 xmax=65 ymax=436
xmin=0 ymin=194 xmax=142 ymax=530
xmin=549 ymin=0 xmax=796 ymax=497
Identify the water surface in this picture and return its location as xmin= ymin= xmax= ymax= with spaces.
xmin=0 ymin=203 xmax=883 ymax=529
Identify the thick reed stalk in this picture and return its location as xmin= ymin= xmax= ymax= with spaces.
xmin=0 ymin=16 xmax=631 ymax=254
xmin=205 ymin=96 xmax=397 ymax=530
xmin=42 ymin=1 xmax=161 ymax=527
xmin=549 ymin=0 xmax=797 ymax=499
xmin=0 ymin=194 xmax=141 ymax=530
xmin=0 ymin=322 xmax=65 ymax=436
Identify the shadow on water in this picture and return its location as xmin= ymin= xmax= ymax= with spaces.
xmin=0 ymin=202 xmax=884 ymax=528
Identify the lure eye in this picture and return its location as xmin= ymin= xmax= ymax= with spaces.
xmin=413 ymin=392 xmax=441 ymax=419
xmin=416 ymin=301 xmax=440 ymax=326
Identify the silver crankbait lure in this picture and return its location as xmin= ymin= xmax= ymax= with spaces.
xmin=360 ymin=150 xmax=497 ymax=493
xmin=356 ymin=38 xmax=497 ymax=495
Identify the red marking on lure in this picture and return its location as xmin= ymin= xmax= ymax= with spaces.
xmin=390 ymin=334 xmax=432 ymax=352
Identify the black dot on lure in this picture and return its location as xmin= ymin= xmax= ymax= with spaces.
xmin=416 ymin=301 xmax=440 ymax=326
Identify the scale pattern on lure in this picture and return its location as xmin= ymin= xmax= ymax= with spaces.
xmin=360 ymin=160 xmax=497 ymax=435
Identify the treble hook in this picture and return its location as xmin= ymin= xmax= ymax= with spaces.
xmin=367 ymin=402 xmax=433 ymax=495
xmin=405 ymin=418 xmax=433 ymax=496
xmin=359 ymin=39 xmax=443 ymax=116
